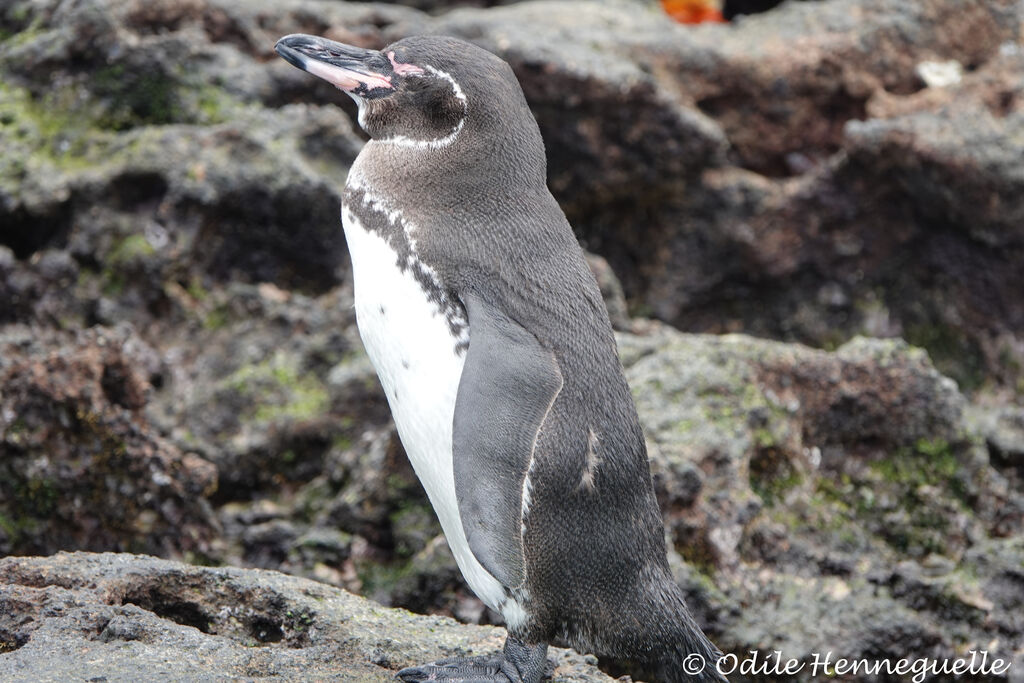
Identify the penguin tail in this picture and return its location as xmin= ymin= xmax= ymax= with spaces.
xmin=619 ymin=574 xmax=729 ymax=683
xmin=652 ymin=603 xmax=728 ymax=683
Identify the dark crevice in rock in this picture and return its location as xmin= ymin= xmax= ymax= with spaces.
xmin=109 ymin=172 xmax=169 ymax=212
xmin=993 ymin=89 xmax=1017 ymax=117
xmin=0 ymin=630 xmax=29 ymax=654
xmin=249 ymin=617 xmax=285 ymax=644
xmin=1 ymin=204 xmax=74 ymax=260
xmin=696 ymin=91 xmax=868 ymax=178
xmin=723 ymin=0 xmax=816 ymax=19
xmin=121 ymin=592 xmax=211 ymax=634
xmin=116 ymin=580 xmax=315 ymax=648
xmin=100 ymin=362 xmax=135 ymax=410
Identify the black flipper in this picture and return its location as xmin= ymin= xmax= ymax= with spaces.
xmin=453 ymin=291 xmax=563 ymax=590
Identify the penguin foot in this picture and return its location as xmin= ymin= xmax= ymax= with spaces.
xmin=396 ymin=637 xmax=549 ymax=683
xmin=395 ymin=655 xmax=513 ymax=682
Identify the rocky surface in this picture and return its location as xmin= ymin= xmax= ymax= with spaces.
xmin=0 ymin=325 xmax=220 ymax=559
xmin=0 ymin=552 xmax=609 ymax=681
xmin=4 ymin=0 xmax=1023 ymax=390
xmin=2 ymin=0 xmax=1024 ymax=680
xmin=621 ymin=324 xmax=1024 ymax=678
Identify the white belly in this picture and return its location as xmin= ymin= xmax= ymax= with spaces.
xmin=341 ymin=203 xmax=508 ymax=613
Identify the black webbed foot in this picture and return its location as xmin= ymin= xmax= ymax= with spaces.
xmin=396 ymin=654 xmax=509 ymax=682
xmin=396 ymin=637 xmax=548 ymax=683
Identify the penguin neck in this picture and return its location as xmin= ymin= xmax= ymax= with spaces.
xmin=353 ymin=122 xmax=548 ymax=208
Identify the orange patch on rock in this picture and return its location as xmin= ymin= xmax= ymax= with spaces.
xmin=660 ymin=0 xmax=726 ymax=24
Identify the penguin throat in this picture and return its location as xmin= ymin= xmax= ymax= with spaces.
xmin=379 ymin=65 xmax=468 ymax=150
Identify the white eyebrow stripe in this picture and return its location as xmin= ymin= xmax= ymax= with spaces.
xmin=425 ymin=64 xmax=467 ymax=103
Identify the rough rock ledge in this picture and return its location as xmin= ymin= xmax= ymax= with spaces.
xmin=0 ymin=552 xmax=611 ymax=682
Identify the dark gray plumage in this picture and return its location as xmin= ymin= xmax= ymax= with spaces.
xmin=275 ymin=33 xmax=726 ymax=683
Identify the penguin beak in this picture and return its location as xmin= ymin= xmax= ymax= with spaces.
xmin=275 ymin=34 xmax=394 ymax=96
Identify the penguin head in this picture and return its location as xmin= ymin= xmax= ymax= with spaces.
xmin=275 ymin=34 xmax=540 ymax=156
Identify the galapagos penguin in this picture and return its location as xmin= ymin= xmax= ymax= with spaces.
xmin=275 ymin=33 xmax=726 ymax=683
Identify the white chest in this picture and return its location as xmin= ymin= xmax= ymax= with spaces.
xmin=341 ymin=200 xmax=508 ymax=613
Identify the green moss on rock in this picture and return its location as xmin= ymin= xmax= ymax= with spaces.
xmin=0 ymin=83 xmax=109 ymax=190
xmin=870 ymin=438 xmax=965 ymax=504
xmin=108 ymin=234 xmax=156 ymax=266
xmin=749 ymin=447 xmax=804 ymax=506
xmin=226 ymin=352 xmax=330 ymax=424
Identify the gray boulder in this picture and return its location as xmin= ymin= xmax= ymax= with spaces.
xmin=0 ymin=552 xmax=610 ymax=681
xmin=0 ymin=325 xmax=220 ymax=559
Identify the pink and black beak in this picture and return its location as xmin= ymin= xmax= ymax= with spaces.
xmin=275 ymin=34 xmax=395 ymax=97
